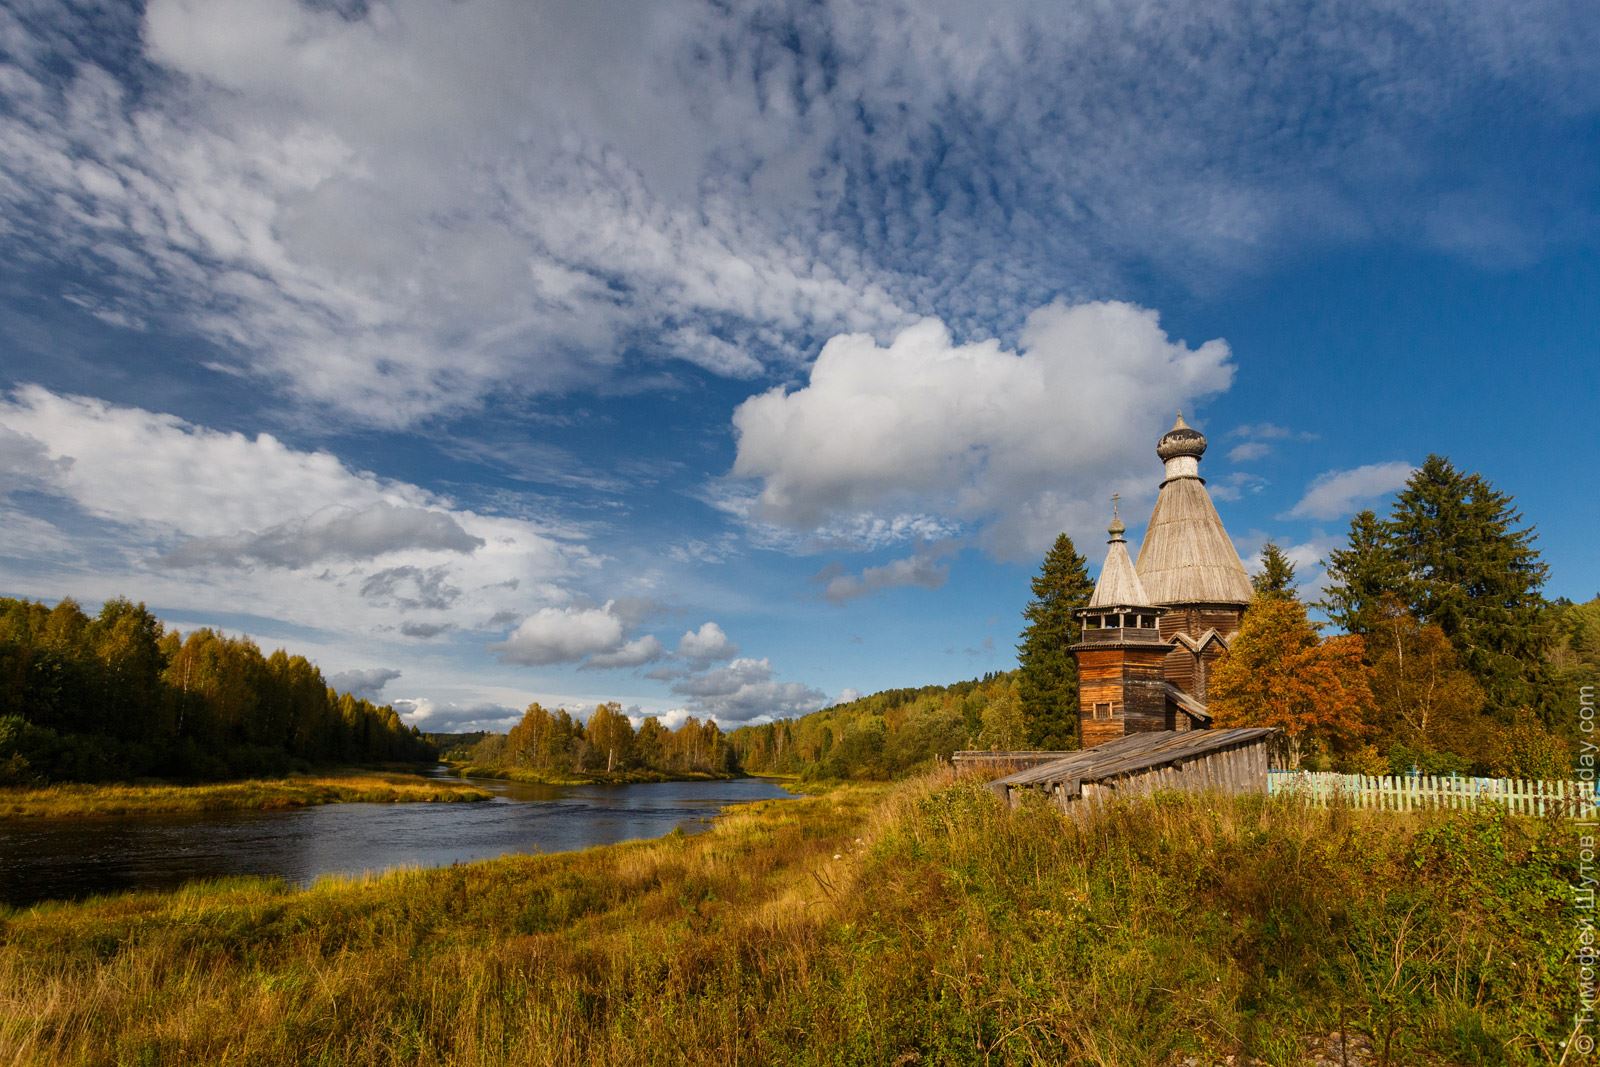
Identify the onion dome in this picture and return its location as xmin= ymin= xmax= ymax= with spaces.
xmin=1156 ymin=411 xmax=1207 ymax=462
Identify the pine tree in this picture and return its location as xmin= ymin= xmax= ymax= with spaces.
xmin=1318 ymin=510 xmax=1401 ymax=635
xmin=1016 ymin=532 xmax=1094 ymax=749
xmin=1252 ymin=542 xmax=1298 ymax=599
xmin=1385 ymin=455 xmax=1549 ymax=713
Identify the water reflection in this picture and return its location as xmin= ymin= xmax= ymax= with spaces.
xmin=0 ymin=773 xmax=793 ymax=907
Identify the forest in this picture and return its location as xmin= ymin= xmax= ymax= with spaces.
xmin=0 ymin=596 xmax=433 ymax=783
xmin=461 ymin=702 xmax=738 ymax=782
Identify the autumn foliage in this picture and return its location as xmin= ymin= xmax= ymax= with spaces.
xmin=1208 ymin=596 xmax=1373 ymax=766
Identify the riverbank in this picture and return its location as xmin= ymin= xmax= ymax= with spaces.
xmin=450 ymin=762 xmax=735 ymax=786
xmin=0 ymin=775 xmax=1572 ymax=1065
xmin=0 ymin=770 xmax=492 ymax=819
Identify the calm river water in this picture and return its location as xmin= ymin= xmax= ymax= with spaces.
xmin=0 ymin=772 xmax=793 ymax=907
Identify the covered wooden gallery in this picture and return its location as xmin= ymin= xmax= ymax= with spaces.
xmin=980 ymin=727 xmax=1285 ymax=811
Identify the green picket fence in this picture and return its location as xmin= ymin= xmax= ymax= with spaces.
xmin=1266 ymin=770 xmax=1597 ymax=817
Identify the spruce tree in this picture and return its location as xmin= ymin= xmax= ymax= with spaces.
xmin=1386 ymin=455 xmax=1549 ymax=712
xmin=1318 ymin=510 xmax=1400 ymax=636
xmin=1319 ymin=456 xmax=1549 ymax=715
xmin=1016 ymin=532 xmax=1094 ymax=749
xmin=1252 ymin=542 xmax=1298 ymax=599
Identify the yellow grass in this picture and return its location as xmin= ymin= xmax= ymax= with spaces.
xmin=0 ymin=774 xmax=1574 ymax=1065
xmin=0 ymin=771 xmax=492 ymax=818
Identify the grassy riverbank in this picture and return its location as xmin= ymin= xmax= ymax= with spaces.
xmin=451 ymin=762 xmax=734 ymax=786
xmin=0 ymin=770 xmax=492 ymax=818
xmin=0 ymin=774 xmax=1575 ymax=1065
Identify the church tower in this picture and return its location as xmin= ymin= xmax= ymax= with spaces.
xmin=1070 ymin=501 xmax=1171 ymax=748
xmin=1070 ymin=414 xmax=1251 ymax=748
xmin=1135 ymin=413 xmax=1253 ymax=704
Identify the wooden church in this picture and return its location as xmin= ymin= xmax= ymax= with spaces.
xmin=959 ymin=413 xmax=1284 ymax=808
xmin=1071 ymin=413 xmax=1254 ymax=748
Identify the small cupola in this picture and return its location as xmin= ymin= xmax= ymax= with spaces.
xmin=1077 ymin=497 xmax=1165 ymax=642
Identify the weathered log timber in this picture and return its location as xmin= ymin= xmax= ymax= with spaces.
xmin=1069 ymin=414 xmax=1253 ymax=747
xmin=984 ymin=727 xmax=1285 ymax=811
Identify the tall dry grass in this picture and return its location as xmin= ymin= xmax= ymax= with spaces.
xmin=0 ymin=774 xmax=1575 ymax=1065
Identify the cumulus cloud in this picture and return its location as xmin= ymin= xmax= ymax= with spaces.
xmin=162 ymin=504 xmax=483 ymax=569
xmin=394 ymin=698 xmax=522 ymax=733
xmin=582 ymin=635 xmax=666 ymax=671
xmin=328 ymin=667 xmax=402 ymax=699
xmin=0 ymin=426 xmax=72 ymax=496
xmin=491 ymin=604 xmax=628 ymax=667
xmin=730 ymin=301 xmax=1234 ymax=558
xmin=817 ymin=542 xmax=955 ymax=604
xmin=676 ymin=622 xmax=739 ymax=667
xmin=670 ymin=657 xmax=827 ymax=723
xmin=0 ymin=385 xmax=589 ymax=645
xmin=399 ymin=621 xmax=453 ymax=640
xmin=1286 ymin=462 xmax=1415 ymax=520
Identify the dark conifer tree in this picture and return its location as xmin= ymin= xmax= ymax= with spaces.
xmin=1319 ymin=509 xmax=1401 ymax=636
xmin=1385 ymin=455 xmax=1549 ymax=713
xmin=1252 ymin=542 xmax=1298 ymax=599
xmin=1016 ymin=532 xmax=1094 ymax=749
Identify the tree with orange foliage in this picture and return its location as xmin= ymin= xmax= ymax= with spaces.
xmin=1209 ymin=596 xmax=1374 ymax=767
xmin=1366 ymin=596 xmax=1486 ymax=756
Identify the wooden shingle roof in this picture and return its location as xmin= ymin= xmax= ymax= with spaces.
xmin=1134 ymin=475 xmax=1253 ymax=605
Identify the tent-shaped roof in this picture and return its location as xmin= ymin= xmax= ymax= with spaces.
xmin=1088 ymin=501 xmax=1154 ymax=609
xmin=1134 ymin=415 xmax=1253 ymax=605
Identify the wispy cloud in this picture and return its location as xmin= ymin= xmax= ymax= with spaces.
xmin=1 ymin=0 xmax=1592 ymax=426
xmin=1286 ymin=462 xmax=1415 ymax=521
xmin=815 ymin=542 xmax=957 ymax=604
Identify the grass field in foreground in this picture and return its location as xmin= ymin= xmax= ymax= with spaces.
xmin=0 ymin=774 xmax=1576 ymax=1065
xmin=0 ymin=770 xmax=492 ymax=818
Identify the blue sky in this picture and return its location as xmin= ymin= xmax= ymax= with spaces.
xmin=1 ymin=0 xmax=1596 ymax=733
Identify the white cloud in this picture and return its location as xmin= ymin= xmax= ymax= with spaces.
xmin=582 ymin=635 xmax=666 ymax=671
xmin=1286 ymin=462 xmax=1415 ymax=521
xmin=817 ymin=543 xmax=955 ymax=604
xmin=729 ymin=301 xmax=1234 ymax=559
xmin=393 ymin=698 xmax=523 ymax=733
xmin=491 ymin=603 xmax=627 ymax=667
xmin=162 ymin=503 xmax=483 ymax=568
xmin=670 ymin=657 xmax=827 ymax=723
xmin=1227 ymin=441 xmax=1271 ymax=463
xmin=328 ymin=667 xmax=402 ymax=699
xmin=676 ymin=621 xmax=739 ymax=666
xmin=2 ymin=0 xmax=1591 ymax=425
xmin=0 ymin=385 xmax=589 ymax=645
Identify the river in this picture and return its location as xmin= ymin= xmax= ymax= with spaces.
xmin=0 ymin=772 xmax=794 ymax=907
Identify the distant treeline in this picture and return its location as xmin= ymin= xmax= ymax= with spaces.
xmin=729 ymin=672 xmax=1022 ymax=781
xmin=0 ymin=596 xmax=433 ymax=784
xmin=464 ymin=702 xmax=737 ymax=780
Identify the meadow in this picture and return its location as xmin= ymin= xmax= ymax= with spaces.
xmin=0 ymin=773 xmax=1576 ymax=1065
xmin=0 ymin=770 xmax=491 ymax=819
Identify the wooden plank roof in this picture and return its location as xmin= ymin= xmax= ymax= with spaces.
xmin=1134 ymin=475 xmax=1253 ymax=605
xmin=989 ymin=727 xmax=1278 ymax=789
